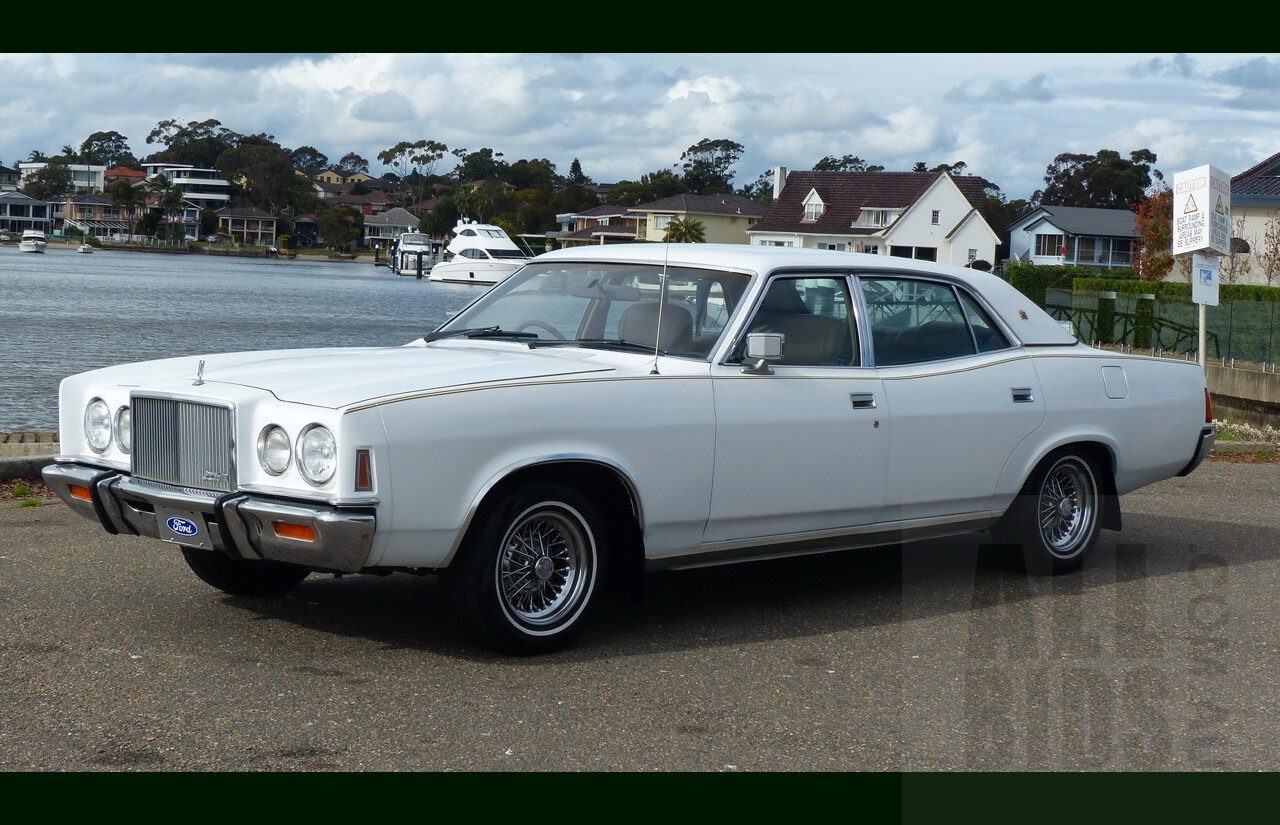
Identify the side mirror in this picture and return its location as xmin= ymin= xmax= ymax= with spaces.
xmin=742 ymin=332 xmax=785 ymax=374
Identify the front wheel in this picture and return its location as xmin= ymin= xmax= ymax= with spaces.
xmin=446 ymin=482 xmax=606 ymax=655
xmin=181 ymin=547 xmax=310 ymax=595
xmin=993 ymin=449 xmax=1102 ymax=575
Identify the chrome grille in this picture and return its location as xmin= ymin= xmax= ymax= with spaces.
xmin=131 ymin=396 xmax=235 ymax=492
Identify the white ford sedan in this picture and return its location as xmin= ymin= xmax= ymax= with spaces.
xmin=44 ymin=244 xmax=1214 ymax=654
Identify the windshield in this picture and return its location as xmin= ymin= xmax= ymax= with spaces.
xmin=434 ymin=261 xmax=751 ymax=359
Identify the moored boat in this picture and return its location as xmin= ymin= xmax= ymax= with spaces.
xmin=18 ymin=229 xmax=48 ymax=253
xmin=428 ymin=219 xmax=530 ymax=285
xmin=389 ymin=232 xmax=438 ymax=278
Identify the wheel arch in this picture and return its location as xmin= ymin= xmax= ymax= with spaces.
xmin=448 ymin=457 xmax=646 ymax=581
xmin=1015 ymin=439 xmax=1121 ymax=532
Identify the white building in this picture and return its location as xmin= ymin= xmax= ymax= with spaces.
xmin=1005 ymin=206 xmax=1136 ymax=271
xmin=748 ymin=167 xmax=998 ymax=267
xmin=18 ymin=162 xmax=107 ymax=194
xmin=143 ymin=162 xmax=233 ymax=211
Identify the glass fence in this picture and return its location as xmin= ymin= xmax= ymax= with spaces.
xmin=1045 ymin=288 xmax=1280 ymax=366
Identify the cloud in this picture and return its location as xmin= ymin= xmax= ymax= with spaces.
xmin=1128 ymin=53 xmax=1198 ymax=79
xmin=950 ymin=73 xmax=1054 ymax=104
xmin=349 ymin=91 xmax=418 ymax=123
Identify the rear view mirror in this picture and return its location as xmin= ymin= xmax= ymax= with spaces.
xmin=746 ymin=332 xmax=784 ymax=360
xmin=742 ymin=332 xmax=785 ymax=374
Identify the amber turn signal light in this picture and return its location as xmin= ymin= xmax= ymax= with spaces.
xmin=273 ymin=522 xmax=316 ymax=542
xmin=69 ymin=484 xmax=93 ymax=501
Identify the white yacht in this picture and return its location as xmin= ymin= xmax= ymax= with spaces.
xmin=18 ymin=229 xmax=48 ymax=253
xmin=428 ymin=220 xmax=530 ymax=285
xmin=390 ymin=232 xmax=438 ymax=277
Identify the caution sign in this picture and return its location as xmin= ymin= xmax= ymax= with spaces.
xmin=1173 ymin=165 xmax=1231 ymax=257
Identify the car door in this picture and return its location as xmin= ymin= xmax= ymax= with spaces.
xmin=860 ymin=274 xmax=1046 ymax=522
xmin=703 ymin=274 xmax=890 ymax=545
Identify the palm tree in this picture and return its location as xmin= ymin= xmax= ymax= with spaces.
xmin=109 ymin=179 xmax=143 ymax=240
xmin=149 ymin=174 xmax=186 ymax=240
xmin=663 ymin=216 xmax=705 ymax=243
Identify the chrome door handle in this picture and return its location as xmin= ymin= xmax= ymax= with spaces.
xmin=1011 ymin=387 xmax=1034 ymax=403
xmin=850 ymin=392 xmax=877 ymax=409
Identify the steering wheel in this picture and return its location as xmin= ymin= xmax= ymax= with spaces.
xmin=515 ymin=320 xmax=566 ymax=340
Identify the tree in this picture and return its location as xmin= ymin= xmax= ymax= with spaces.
xmin=455 ymin=183 xmax=494 ymax=222
xmin=678 ymin=138 xmax=743 ymax=195
xmin=506 ymin=158 xmax=557 ymax=192
xmin=738 ymin=169 xmax=776 ymax=202
xmin=421 ymin=195 xmax=461 ymax=237
xmin=148 ymin=173 xmax=186 ymax=236
xmin=145 ymin=119 xmax=241 ymax=168
xmin=567 ymin=158 xmax=591 ymax=187
xmin=316 ymin=204 xmax=361 ymax=251
xmin=663 ymin=216 xmax=705 ymax=243
xmin=109 ymin=179 xmax=146 ymax=237
xmin=380 ymin=139 xmax=448 ymax=208
xmin=453 ymin=147 xmax=508 ymax=183
xmin=606 ymin=169 xmax=688 ymax=207
xmin=22 ymin=160 xmax=75 ymax=200
xmin=1033 ymin=149 xmax=1163 ymax=209
xmin=1131 ymin=188 xmax=1175 ymax=281
xmin=216 ymin=141 xmax=316 ymax=215
xmin=79 ymin=131 xmax=138 ymax=168
xmin=291 ymin=146 xmax=329 ymax=176
xmin=1255 ymin=212 xmax=1280 ymax=287
xmin=813 ymin=155 xmax=883 ymax=173
xmin=336 ymin=152 xmax=370 ymax=176
xmin=1220 ymin=215 xmax=1253 ymax=284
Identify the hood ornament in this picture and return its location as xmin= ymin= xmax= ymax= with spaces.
xmin=194 ymin=359 xmax=205 ymax=386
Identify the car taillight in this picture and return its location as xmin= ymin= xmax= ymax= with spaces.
xmin=1205 ymin=388 xmax=1213 ymax=424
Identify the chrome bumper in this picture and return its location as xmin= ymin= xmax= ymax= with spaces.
xmin=1177 ymin=428 xmax=1216 ymax=477
xmin=42 ymin=461 xmax=376 ymax=573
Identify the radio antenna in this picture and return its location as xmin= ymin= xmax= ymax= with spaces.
xmin=651 ymin=244 xmax=670 ymax=375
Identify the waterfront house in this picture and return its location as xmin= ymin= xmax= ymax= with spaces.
xmin=556 ymin=204 xmax=644 ymax=246
xmin=0 ymin=190 xmax=52 ymax=233
xmin=58 ymin=193 xmax=132 ymax=239
xmin=364 ymin=206 xmax=419 ymax=248
xmin=215 ymin=205 xmax=278 ymax=247
xmin=1005 ymin=205 xmax=1136 ymax=270
xmin=327 ymin=190 xmax=395 ymax=216
xmin=628 ymin=193 xmax=767 ymax=244
xmin=18 ymin=162 xmax=107 ymax=194
xmin=143 ymin=162 xmax=233 ymax=213
xmin=749 ymin=168 xmax=998 ymax=266
xmin=0 ymin=164 xmax=20 ymax=191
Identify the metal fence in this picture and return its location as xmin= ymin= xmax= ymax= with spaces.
xmin=1046 ymin=288 xmax=1280 ymax=367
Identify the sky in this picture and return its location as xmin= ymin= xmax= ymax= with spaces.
xmin=3 ymin=52 xmax=1280 ymax=203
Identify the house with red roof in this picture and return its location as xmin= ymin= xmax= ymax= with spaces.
xmin=749 ymin=167 xmax=998 ymax=267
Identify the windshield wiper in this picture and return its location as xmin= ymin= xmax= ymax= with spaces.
xmin=529 ymin=338 xmax=665 ymax=355
xmin=423 ymin=326 xmax=539 ymax=342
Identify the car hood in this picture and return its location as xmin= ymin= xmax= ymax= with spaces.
xmin=91 ymin=341 xmax=617 ymax=410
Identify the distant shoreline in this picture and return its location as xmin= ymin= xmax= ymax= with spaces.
xmin=3 ymin=238 xmax=373 ymax=264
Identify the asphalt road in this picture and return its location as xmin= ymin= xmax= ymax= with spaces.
xmin=2 ymin=463 xmax=1278 ymax=772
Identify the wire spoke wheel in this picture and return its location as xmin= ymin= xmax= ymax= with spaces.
xmin=449 ymin=481 xmax=606 ymax=654
xmin=1035 ymin=456 xmax=1098 ymax=560
xmin=498 ymin=507 xmax=591 ymax=627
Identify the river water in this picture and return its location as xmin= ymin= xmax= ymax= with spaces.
xmin=0 ymin=246 xmax=482 ymax=432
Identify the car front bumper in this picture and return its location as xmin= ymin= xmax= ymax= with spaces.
xmin=42 ymin=461 xmax=376 ymax=573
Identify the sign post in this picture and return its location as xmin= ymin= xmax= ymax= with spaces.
xmin=1173 ymin=165 xmax=1231 ymax=366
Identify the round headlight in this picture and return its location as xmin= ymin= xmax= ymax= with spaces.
xmin=257 ymin=425 xmax=291 ymax=476
xmin=297 ymin=424 xmax=336 ymax=485
xmin=113 ymin=406 xmax=132 ymax=454
xmin=84 ymin=398 xmax=112 ymax=453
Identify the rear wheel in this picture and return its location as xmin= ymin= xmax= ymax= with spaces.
xmin=993 ymin=448 xmax=1102 ymax=574
xmin=446 ymin=482 xmax=606 ymax=655
xmin=181 ymin=547 xmax=310 ymax=595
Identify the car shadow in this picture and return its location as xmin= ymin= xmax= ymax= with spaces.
xmin=219 ymin=510 xmax=1279 ymax=663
